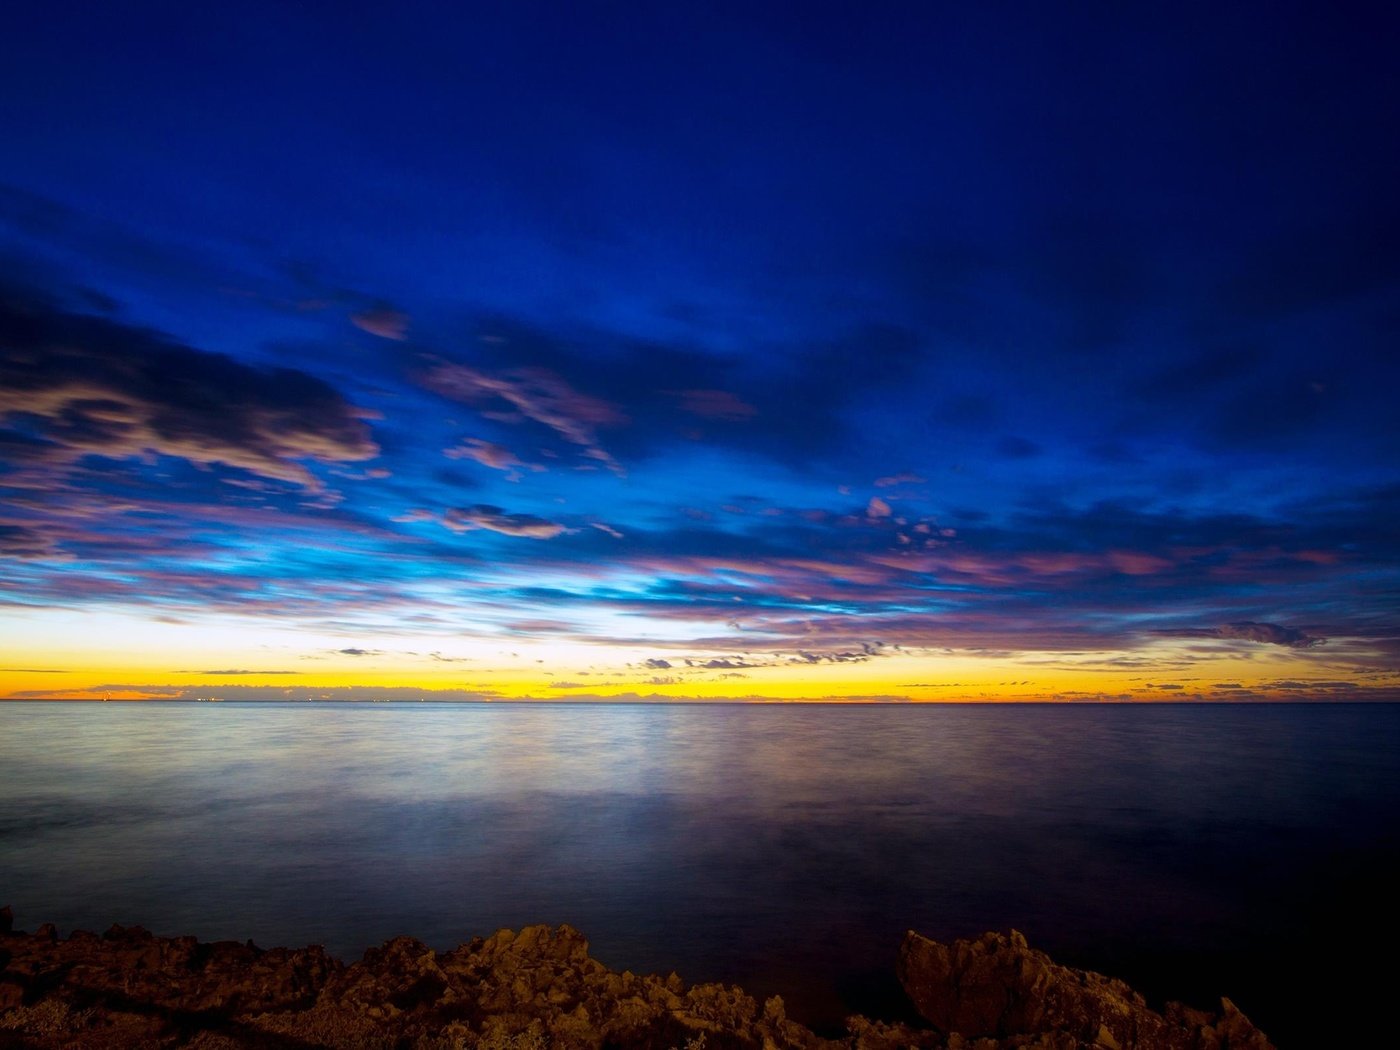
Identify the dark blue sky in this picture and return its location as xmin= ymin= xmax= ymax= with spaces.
xmin=2 ymin=2 xmax=1397 ymax=700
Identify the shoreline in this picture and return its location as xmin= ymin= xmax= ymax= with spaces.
xmin=1 ymin=907 xmax=1273 ymax=1049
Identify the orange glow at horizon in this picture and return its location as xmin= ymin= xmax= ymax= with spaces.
xmin=4 ymin=607 xmax=1392 ymax=704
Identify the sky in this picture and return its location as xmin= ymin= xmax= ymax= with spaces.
xmin=1 ymin=1 xmax=1397 ymax=702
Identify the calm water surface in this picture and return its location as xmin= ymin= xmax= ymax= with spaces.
xmin=2 ymin=702 xmax=1398 ymax=1046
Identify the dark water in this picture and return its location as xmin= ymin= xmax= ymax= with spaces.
xmin=2 ymin=702 xmax=1397 ymax=1045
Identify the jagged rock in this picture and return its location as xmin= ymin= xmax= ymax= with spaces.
xmin=0 ymin=908 xmax=1273 ymax=1049
xmin=896 ymin=929 xmax=1273 ymax=1050
xmin=0 ymin=915 xmax=340 ymax=1047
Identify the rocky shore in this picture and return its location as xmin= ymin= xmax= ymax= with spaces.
xmin=0 ymin=907 xmax=1272 ymax=1049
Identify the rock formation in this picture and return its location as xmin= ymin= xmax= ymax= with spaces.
xmin=0 ymin=906 xmax=1273 ymax=1049
xmin=896 ymin=930 xmax=1273 ymax=1050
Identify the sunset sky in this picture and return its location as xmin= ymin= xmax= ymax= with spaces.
xmin=2 ymin=3 xmax=1397 ymax=702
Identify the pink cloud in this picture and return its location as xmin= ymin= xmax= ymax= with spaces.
xmin=443 ymin=437 xmax=547 ymax=480
xmin=350 ymin=308 xmax=410 ymax=340
xmin=446 ymin=439 xmax=520 ymax=470
xmin=1106 ymin=550 xmax=1174 ymax=575
xmin=423 ymin=362 xmax=625 ymax=473
xmin=442 ymin=504 xmax=566 ymax=539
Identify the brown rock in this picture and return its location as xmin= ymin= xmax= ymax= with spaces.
xmin=897 ymin=929 xmax=1274 ymax=1050
xmin=0 ymin=906 xmax=1276 ymax=1050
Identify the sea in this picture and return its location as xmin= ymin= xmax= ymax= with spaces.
xmin=2 ymin=701 xmax=1397 ymax=1047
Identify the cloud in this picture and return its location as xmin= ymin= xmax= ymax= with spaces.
xmin=874 ymin=473 xmax=925 ymax=488
xmin=0 ymin=522 xmax=64 ymax=559
xmin=0 ymin=185 xmax=297 ymax=316
xmin=443 ymin=504 xmax=566 ymax=539
xmin=350 ymin=307 xmax=410 ymax=340
xmin=446 ymin=438 xmax=522 ymax=470
xmin=415 ymin=319 xmax=927 ymax=470
xmin=9 ymin=684 xmax=508 ymax=702
xmin=423 ymin=360 xmax=624 ymax=473
xmin=791 ymin=644 xmax=882 ymax=664
xmin=443 ymin=487 xmax=1390 ymax=664
xmin=1122 ymin=335 xmax=1399 ymax=462
xmin=0 ymin=427 xmax=61 ymax=471
xmin=866 ymin=496 xmax=892 ymax=518
xmin=1160 ymin=621 xmax=1326 ymax=649
xmin=444 ymin=437 xmax=545 ymax=481
xmin=0 ymin=287 xmax=378 ymax=489
xmin=195 ymin=669 xmax=300 ymax=675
